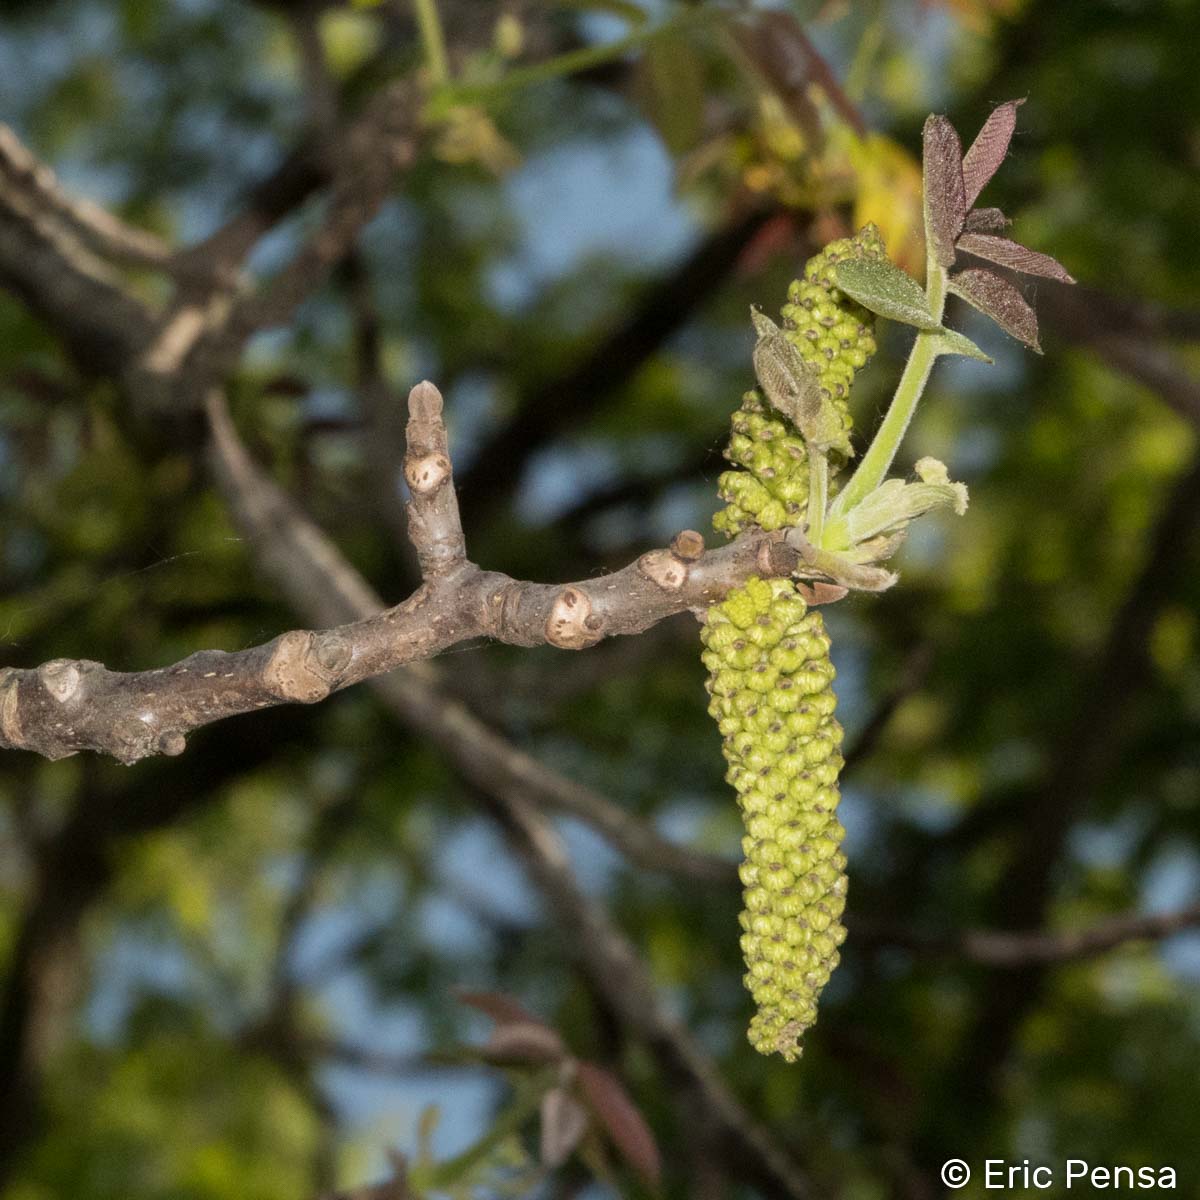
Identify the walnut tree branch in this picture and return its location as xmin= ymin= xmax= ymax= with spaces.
xmin=850 ymin=903 xmax=1200 ymax=967
xmin=0 ymin=381 xmax=802 ymax=766
xmin=484 ymin=788 xmax=816 ymax=1199
xmin=200 ymin=384 xmax=737 ymax=883
xmin=0 ymin=124 xmax=172 ymax=269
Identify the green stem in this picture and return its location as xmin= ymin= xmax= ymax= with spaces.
xmin=425 ymin=8 xmax=722 ymax=116
xmin=412 ymin=0 xmax=450 ymax=86
xmin=829 ymin=265 xmax=947 ymax=519
xmin=807 ymin=451 xmax=828 ymax=546
xmin=414 ymin=1071 xmax=551 ymax=1189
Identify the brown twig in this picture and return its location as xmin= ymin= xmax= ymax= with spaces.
xmin=851 ymin=903 xmax=1200 ymax=966
xmin=0 ymin=383 xmax=803 ymax=767
xmin=195 ymin=377 xmax=810 ymax=1195
xmin=0 ymin=126 xmax=158 ymax=376
xmin=0 ymin=124 xmax=172 ymax=269
xmin=484 ymin=789 xmax=817 ymax=1199
xmin=195 ymin=384 xmax=736 ymax=883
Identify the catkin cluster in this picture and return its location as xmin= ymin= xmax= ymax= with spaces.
xmin=706 ymin=228 xmax=884 ymax=1059
xmin=780 ymin=224 xmax=886 ymax=432
xmin=713 ymin=225 xmax=885 ymax=537
xmin=702 ymin=577 xmax=847 ymax=1061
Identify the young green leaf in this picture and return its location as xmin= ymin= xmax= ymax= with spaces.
xmin=948 ymin=268 xmax=1041 ymax=352
xmin=955 ymin=233 xmax=1075 ymax=282
xmin=841 ymin=464 xmax=968 ymax=545
xmin=962 ymin=99 xmax=1023 ymax=206
xmin=929 ymin=327 xmax=994 ymax=363
xmin=922 ymin=114 xmax=967 ymax=267
xmin=834 ymin=257 xmax=941 ymax=329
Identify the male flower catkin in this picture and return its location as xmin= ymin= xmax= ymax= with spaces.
xmin=713 ymin=226 xmax=885 ymax=537
xmin=706 ymin=228 xmax=882 ymax=1060
xmin=701 ymin=577 xmax=847 ymax=1062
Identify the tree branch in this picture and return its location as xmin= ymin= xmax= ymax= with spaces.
xmin=1039 ymin=281 xmax=1200 ymax=429
xmin=199 ymin=383 xmax=736 ymax=883
xmin=483 ymin=788 xmax=816 ymax=1199
xmin=851 ymin=903 xmax=1200 ymax=967
xmin=194 ymin=376 xmax=811 ymax=1194
xmin=0 ymin=125 xmax=172 ymax=268
xmin=0 ymin=383 xmax=802 ymax=766
xmin=0 ymin=125 xmax=157 ymax=375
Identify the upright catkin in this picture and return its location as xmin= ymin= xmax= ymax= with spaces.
xmin=712 ymin=225 xmax=885 ymax=538
xmin=705 ymin=227 xmax=883 ymax=1060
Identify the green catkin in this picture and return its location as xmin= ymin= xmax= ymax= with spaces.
xmin=706 ymin=227 xmax=884 ymax=1060
xmin=702 ymin=577 xmax=847 ymax=1062
xmin=713 ymin=225 xmax=886 ymax=537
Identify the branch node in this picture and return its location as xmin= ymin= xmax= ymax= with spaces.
xmin=545 ymin=587 xmax=604 ymax=650
xmin=310 ymin=631 xmax=354 ymax=678
xmin=263 ymin=631 xmax=333 ymax=703
xmin=756 ymin=536 xmax=796 ymax=578
xmin=670 ymin=529 xmax=706 ymax=561
xmin=158 ymin=730 xmax=188 ymax=757
xmin=113 ymin=716 xmax=155 ymax=763
xmin=36 ymin=659 xmax=82 ymax=703
xmin=637 ymin=548 xmax=690 ymax=592
xmin=404 ymin=453 xmax=452 ymax=496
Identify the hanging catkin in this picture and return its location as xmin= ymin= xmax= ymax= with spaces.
xmin=705 ymin=226 xmax=883 ymax=1060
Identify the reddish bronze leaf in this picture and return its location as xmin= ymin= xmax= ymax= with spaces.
xmin=922 ymin=115 xmax=967 ymax=267
xmin=948 ymin=268 xmax=1041 ymax=352
xmin=483 ymin=1021 xmax=567 ymax=1063
xmin=955 ymin=233 xmax=1075 ymax=283
xmin=576 ymin=1061 xmax=662 ymax=1188
xmin=455 ymin=988 xmax=544 ymax=1028
xmin=963 ymin=207 xmax=1010 ymax=233
xmin=962 ymin=99 xmax=1024 ymax=206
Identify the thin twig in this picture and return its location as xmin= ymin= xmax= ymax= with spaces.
xmin=484 ymin=789 xmax=816 ymax=1199
xmin=851 ymin=903 xmax=1200 ymax=967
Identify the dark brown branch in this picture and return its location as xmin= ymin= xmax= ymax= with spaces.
xmin=0 ymin=125 xmax=157 ymax=375
xmin=484 ymin=789 xmax=815 ymax=1199
xmin=229 ymin=80 xmax=420 ymax=338
xmin=1040 ymin=281 xmax=1200 ymax=430
xmin=0 ymin=124 xmax=172 ymax=268
xmin=851 ymin=903 xmax=1200 ymax=967
xmin=930 ymin=447 xmax=1200 ymax=1150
